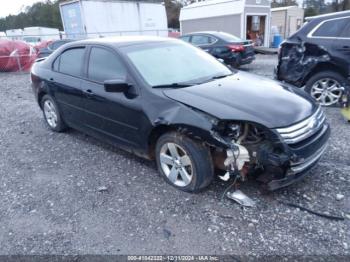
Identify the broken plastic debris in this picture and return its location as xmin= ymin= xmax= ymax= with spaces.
xmin=218 ymin=171 xmax=230 ymax=181
xmin=336 ymin=194 xmax=345 ymax=201
xmin=97 ymin=186 xmax=108 ymax=192
xmin=226 ymin=190 xmax=255 ymax=207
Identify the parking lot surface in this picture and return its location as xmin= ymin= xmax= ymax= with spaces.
xmin=0 ymin=55 xmax=349 ymax=256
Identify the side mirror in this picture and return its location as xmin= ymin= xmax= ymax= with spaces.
xmin=104 ymin=79 xmax=130 ymax=93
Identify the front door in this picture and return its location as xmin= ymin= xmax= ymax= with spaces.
xmin=80 ymin=46 xmax=143 ymax=148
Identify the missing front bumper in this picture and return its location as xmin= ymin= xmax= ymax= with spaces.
xmin=267 ymin=142 xmax=328 ymax=191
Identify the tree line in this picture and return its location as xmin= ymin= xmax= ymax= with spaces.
xmin=272 ymin=0 xmax=350 ymax=17
xmin=0 ymin=0 xmax=349 ymax=32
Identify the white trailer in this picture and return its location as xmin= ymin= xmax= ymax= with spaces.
xmin=0 ymin=32 xmax=7 ymax=39
xmin=5 ymin=29 xmax=23 ymax=41
xmin=22 ymin=27 xmax=60 ymax=45
xmin=59 ymin=0 xmax=168 ymax=39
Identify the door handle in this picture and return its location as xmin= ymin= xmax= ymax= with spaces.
xmin=84 ymin=89 xmax=95 ymax=97
xmin=338 ymin=45 xmax=350 ymax=50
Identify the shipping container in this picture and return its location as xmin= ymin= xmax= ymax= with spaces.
xmin=22 ymin=27 xmax=60 ymax=45
xmin=5 ymin=29 xmax=23 ymax=41
xmin=0 ymin=32 xmax=7 ymax=39
xmin=59 ymin=0 xmax=168 ymax=39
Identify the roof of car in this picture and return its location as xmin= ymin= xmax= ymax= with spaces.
xmin=182 ymin=31 xmax=226 ymax=37
xmin=68 ymin=36 xmax=173 ymax=48
xmin=305 ymin=10 xmax=350 ymax=22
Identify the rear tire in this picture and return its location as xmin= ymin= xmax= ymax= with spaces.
xmin=305 ymin=71 xmax=346 ymax=106
xmin=41 ymin=94 xmax=67 ymax=132
xmin=155 ymin=132 xmax=214 ymax=193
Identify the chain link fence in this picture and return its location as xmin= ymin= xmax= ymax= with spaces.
xmin=0 ymin=29 xmax=178 ymax=73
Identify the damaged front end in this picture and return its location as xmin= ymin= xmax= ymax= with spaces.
xmin=209 ymin=107 xmax=330 ymax=191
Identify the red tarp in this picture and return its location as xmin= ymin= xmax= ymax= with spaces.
xmin=0 ymin=40 xmax=38 ymax=72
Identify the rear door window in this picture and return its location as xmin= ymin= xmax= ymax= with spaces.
xmin=191 ymin=35 xmax=211 ymax=45
xmin=313 ymin=17 xmax=350 ymax=37
xmin=56 ymin=47 xmax=85 ymax=77
xmin=87 ymin=47 xmax=126 ymax=83
xmin=340 ymin=20 xmax=350 ymax=38
xmin=208 ymin=36 xmax=217 ymax=44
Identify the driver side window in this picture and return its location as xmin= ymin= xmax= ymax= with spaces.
xmin=88 ymin=47 xmax=127 ymax=83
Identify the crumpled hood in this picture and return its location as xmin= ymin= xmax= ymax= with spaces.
xmin=163 ymin=71 xmax=317 ymax=128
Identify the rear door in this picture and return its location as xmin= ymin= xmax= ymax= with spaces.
xmin=80 ymin=46 xmax=143 ymax=148
xmin=309 ymin=17 xmax=350 ymax=71
xmin=338 ymin=19 xmax=350 ymax=76
xmin=50 ymin=47 xmax=86 ymax=125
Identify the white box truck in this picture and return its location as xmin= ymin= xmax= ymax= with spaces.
xmin=0 ymin=32 xmax=7 ymax=39
xmin=5 ymin=29 xmax=23 ymax=40
xmin=59 ymin=0 xmax=168 ymax=39
xmin=22 ymin=27 xmax=60 ymax=45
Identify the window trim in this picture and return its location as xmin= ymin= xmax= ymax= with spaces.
xmin=307 ymin=16 xmax=350 ymax=39
xmin=190 ymin=34 xmax=218 ymax=47
xmin=52 ymin=56 xmax=60 ymax=72
xmin=51 ymin=46 xmax=86 ymax=79
xmin=85 ymin=45 xmax=128 ymax=85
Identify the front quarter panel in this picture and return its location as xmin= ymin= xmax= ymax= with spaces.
xmin=141 ymin=92 xmax=224 ymax=150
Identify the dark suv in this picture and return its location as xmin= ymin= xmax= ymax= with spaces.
xmin=276 ymin=11 xmax=350 ymax=106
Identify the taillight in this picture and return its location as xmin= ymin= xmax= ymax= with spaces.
xmin=227 ymin=44 xmax=245 ymax=52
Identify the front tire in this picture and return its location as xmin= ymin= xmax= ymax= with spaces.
xmin=155 ymin=132 xmax=214 ymax=193
xmin=41 ymin=94 xmax=67 ymax=132
xmin=305 ymin=71 xmax=346 ymax=106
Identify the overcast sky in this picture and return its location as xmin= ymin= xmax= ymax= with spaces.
xmin=0 ymin=0 xmax=333 ymax=19
xmin=0 ymin=0 xmax=44 ymax=18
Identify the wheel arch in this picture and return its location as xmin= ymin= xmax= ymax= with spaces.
xmin=147 ymin=124 xmax=216 ymax=160
xmin=37 ymin=90 xmax=47 ymax=109
xmin=301 ymin=62 xmax=348 ymax=87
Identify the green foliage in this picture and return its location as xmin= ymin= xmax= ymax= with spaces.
xmin=165 ymin=0 xmax=182 ymax=28
xmin=303 ymin=0 xmax=349 ymax=17
xmin=0 ymin=0 xmax=63 ymax=31
xmin=271 ymin=0 xmax=298 ymax=8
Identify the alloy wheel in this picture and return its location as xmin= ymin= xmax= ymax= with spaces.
xmin=159 ymin=142 xmax=193 ymax=187
xmin=43 ymin=100 xmax=58 ymax=128
xmin=310 ymin=78 xmax=343 ymax=106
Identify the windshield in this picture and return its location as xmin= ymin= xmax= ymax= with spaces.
xmin=125 ymin=41 xmax=232 ymax=87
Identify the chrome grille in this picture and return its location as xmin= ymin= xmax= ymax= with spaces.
xmin=276 ymin=107 xmax=326 ymax=144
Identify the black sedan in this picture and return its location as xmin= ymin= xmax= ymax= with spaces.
xmin=31 ymin=37 xmax=329 ymax=192
xmin=180 ymin=31 xmax=255 ymax=67
xmin=37 ymin=39 xmax=75 ymax=58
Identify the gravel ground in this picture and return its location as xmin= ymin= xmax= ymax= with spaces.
xmin=0 ymin=54 xmax=349 ymax=257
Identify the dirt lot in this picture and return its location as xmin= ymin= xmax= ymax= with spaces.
xmin=0 ymin=54 xmax=349 ymax=257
